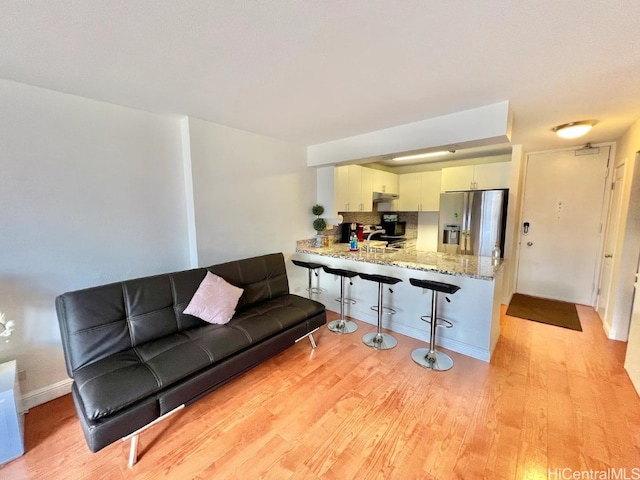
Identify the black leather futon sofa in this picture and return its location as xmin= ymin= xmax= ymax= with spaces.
xmin=55 ymin=252 xmax=326 ymax=465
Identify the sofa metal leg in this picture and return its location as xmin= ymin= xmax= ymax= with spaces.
xmin=121 ymin=404 xmax=185 ymax=468
xmin=295 ymin=327 xmax=319 ymax=349
xmin=128 ymin=434 xmax=139 ymax=468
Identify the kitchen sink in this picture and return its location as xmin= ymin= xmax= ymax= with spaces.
xmin=361 ymin=246 xmax=399 ymax=255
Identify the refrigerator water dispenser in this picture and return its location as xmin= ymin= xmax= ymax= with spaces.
xmin=443 ymin=224 xmax=460 ymax=245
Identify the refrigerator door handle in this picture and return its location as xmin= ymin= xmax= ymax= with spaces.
xmin=462 ymin=191 xmax=472 ymax=255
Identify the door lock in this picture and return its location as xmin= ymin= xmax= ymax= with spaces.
xmin=526 ymin=242 xmax=533 ymax=247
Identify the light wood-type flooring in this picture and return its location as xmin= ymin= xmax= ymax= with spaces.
xmin=2 ymin=305 xmax=639 ymax=479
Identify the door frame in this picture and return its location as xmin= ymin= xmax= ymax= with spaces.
xmin=513 ymin=142 xmax=616 ymax=307
xmin=596 ymin=163 xmax=627 ymax=323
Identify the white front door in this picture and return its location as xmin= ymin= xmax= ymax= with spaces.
xmin=597 ymin=164 xmax=625 ymax=321
xmin=516 ymin=146 xmax=611 ymax=305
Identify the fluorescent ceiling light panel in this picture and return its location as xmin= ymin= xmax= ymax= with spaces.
xmin=393 ymin=150 xmax=450 ymax=161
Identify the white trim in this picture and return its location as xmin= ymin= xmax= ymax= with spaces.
xmin=180 ymin=115 xmax=199 ymax=268
xmin=357 ymin=316 xmax=492 ymax=362
xmin=391 ymin=321 xmax=491 ymax=362
xmin=20 ymin=378 xmax=73 ymax=411
xmin=515 ymin=143 xmax=614 ymax=307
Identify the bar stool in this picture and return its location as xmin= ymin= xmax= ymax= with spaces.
xmin=291 ymin=259 xmax=325 ymax=299
xmin=322 ymin=265 xmax=359 ymax=334
xmin=409 ymin=278 xmax=460 ymax=371
xmin=358 ymin=273 xmax=402 ymax=350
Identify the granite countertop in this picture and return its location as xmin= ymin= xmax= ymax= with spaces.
xmin=295 ymin=240 xmax=503 ymax=281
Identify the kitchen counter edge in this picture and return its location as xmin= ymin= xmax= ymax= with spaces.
xmin=295 ymin=241 xmax=503 ymax=281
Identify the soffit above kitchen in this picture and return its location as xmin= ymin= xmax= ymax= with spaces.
xmin=1 ymin=2 xmax=639 ymax=152
xmin=307 ymin=101 xmax=513 ymax=167
xmin=366 ymin=143 xmax=514 ymax=174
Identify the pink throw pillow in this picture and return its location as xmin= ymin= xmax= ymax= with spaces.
xmin=184 ymin=272 xmax=244 ymax=325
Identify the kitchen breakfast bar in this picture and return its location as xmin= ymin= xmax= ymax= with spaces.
xmin=294 ymin=240 xmax=504 ymax=362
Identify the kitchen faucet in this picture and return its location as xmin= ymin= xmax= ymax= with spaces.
xmin=366 ymin=229 xmax=385 ymax=253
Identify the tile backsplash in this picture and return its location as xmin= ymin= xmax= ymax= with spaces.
xmin=327 ymin=211 xmax=419 ymax=241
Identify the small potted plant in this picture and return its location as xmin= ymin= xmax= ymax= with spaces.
xmin=312 ymin=204 xmax=327 ymax=247
xmin=0 ymin=312 xmax=15 ymax=341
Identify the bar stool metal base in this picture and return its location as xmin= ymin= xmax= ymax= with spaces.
xmin=409 ymin=278 xmax=460 ymax=373
xmin=358 ymin=272 xmax=402 ymax=351
xmin=411 ymin=347 xmax=454 ymax=371
xmin=292 ymin=260 xmax=325 ymax=300
xmin=328 ymin=319 xmax=358 ymax=334
xmin=371 ymin=305 xmax=396 ymax=315
xmin=335 ymin=297 xmax=356 ymax=305
xmin=323 ymin=265 xmax=360 ymax=336
xmin=362 ymin=331 xmax=397 ymax=350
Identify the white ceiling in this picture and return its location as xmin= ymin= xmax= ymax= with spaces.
xmin=2 ymin=1 xmax=640 ymax=153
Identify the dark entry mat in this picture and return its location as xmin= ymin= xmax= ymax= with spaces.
xmin=506 ymin=293 xmax=582 ymax=331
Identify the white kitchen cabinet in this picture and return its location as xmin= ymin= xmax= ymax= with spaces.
xmin=334 ymin=165 xmax=350 ymax=212
xmin=398 ymin=173 xmax=421 ymax=211
xmin=421 ymin=171 xmax=441 ymax=210
xmin=398 ymin=171 xmax=441 ymax=211
xmin=346 ymin=166 xmax=362 ymax=212
xmin=473 ymin=161 xmax=511 ymax=190
xmin=372 ymin=169 xmax=398 ymax=194
xmin=440 ymin=165 xmax=475 ymax=191
xmin=360 ymin=166 xmax=373 ymax=211
xmin=440 ymin=161 xmax=511 ymax=191
xmin=334 ymin=165 xmax=374 ymax=212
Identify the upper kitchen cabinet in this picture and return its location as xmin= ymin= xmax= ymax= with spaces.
xmin=440 ymin=161 xmax=511 ymax=191
xmin=398 ymin=171 xmax=441 ymax=211
xmin=334 ymin=165 xmax=374 ymax=212
xmin=334 ymin=165 xmax=350 ymax=212
xmin=372 ymin=169 xmax=398 ymax=194
xmin=357 ymin=166 xmax=373 ymax=211
xmin=473 ymin=162 xmax=511 ymax=189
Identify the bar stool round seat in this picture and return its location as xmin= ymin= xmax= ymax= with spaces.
xmin=291 ymin=259 xmax=325 ymax=297
xmin=322 ymin=265 xmax=359 ymax=334
xmin=409 ymin=278 xmax=461 ymax=295
xmin=409 ymin=278 xmax=460 ymax=371
xmin=358 ymin=273 xmax=402 ymax=350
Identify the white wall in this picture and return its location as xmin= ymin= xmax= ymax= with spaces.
xmin=184 ymin=116 xmax=316 ymax=267
xmin=608 ymin=119 xmax=640 ymax=340
xmin=0 ymin=80 xmax=190 ymax=407
xmin=502 ymin=145 xmax=525 ymax=303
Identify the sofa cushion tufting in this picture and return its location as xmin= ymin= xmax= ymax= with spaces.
xmin=55 ymin=252 xmax=327 ymax=454
xmin=71 ymin=293 xmax=324 ymax=421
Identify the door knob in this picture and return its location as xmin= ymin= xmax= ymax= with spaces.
xmin=604 ymin=254 xmax=613 ymax=258
xmin=526 ymin=242 xmax=533 ymax=247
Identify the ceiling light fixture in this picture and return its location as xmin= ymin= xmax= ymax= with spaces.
xmin=393 ymin=150 xmax=454 ymax=162
xmin=552 ymin=120 xmax=597 ymax=139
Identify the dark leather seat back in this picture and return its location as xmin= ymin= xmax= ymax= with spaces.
xmin=56 ymin=253 xmax=289 ymax=376
xmin=210 ymin=252 xmax=289 ymax=312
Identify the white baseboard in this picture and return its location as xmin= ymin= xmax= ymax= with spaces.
xmin=21 ymin=378 xmax=73 ymax=411
xmin=348 ymin=312 xmax=491 ymax=362
xmin=389 ymin=321 xmax=491 ymax=362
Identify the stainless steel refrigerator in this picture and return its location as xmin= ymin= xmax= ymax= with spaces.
xmin=438 ymin=189 xmax=508 ymax=256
